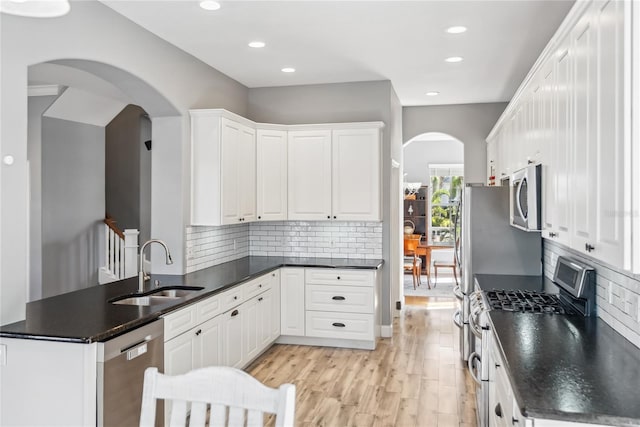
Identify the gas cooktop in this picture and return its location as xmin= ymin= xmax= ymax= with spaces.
xmin=484 ymin=289 xmax=575 ymax=315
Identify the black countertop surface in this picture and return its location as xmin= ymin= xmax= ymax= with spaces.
xmin=475 ymin=274 xmax=640 ymax=426
xmin=0 ymin=256 xmax=383 ymax=344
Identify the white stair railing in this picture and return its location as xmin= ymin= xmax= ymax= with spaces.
xmin=99 ymin=218 xmax=139 ymax=285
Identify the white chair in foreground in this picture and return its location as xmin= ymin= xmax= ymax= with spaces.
xmin=139 ymin=366 xmax=296 ymax=427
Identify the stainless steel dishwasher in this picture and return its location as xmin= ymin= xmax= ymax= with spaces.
xmin=97 ymin=319 xmax=164 ymax=427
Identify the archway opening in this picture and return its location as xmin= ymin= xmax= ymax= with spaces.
xmin=27 ymin=59 xmax=180 ymax=301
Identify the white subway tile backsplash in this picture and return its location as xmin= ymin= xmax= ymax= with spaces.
xmin=544 ymin=239 xmax=640 ymax=349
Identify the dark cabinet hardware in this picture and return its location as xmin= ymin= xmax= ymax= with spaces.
xmin=234 ymin=296 xmax=238 ymax=300
xmin=512 ymin=417 xmax=519 ymax=424
xmin=337 ymin=276 xmax=341 ymax=280
xmin=332 ymin=322 xmax=346 ymax=327
xmin=327 ymin=215 xmax=331 ymax=219
xmin=332 ymin=296 xmax=346 ymax=301
xmin=258 ymin=216 xmax=261 ymax=219
xmin=585 ymin=243 xmax=595 ymax=252
xmin=195 ymin=329 xmax=202 ymax=336
xmin=333 ymin=216 xmax=337 ymax=219
xmin=231 ymin=309 xmax=239 ymax=317
xmin=495 ymin=403 xmax=503 ymax=418
xmin=549 ymin=232 xmax=557 ymax=237
xmin=259 ymin=284 xmax=262 ymax=288
xmin=495 ymin=362 xmax=501 ymax=368
xmin=258 ymin=297 xmax=263 ymax=302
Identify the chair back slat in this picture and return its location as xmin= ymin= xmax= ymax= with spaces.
xmin=228 ymin=406 xmax=245 ymax=426
xmin=169 ymin=400 xmax=188 ymax=427
xmin=209 ymin=404 xmax=227 ymax=427
xmin=188 ymin=402 xmax=208 ymax=427
xmin=246 ymin=409 xmax=264 ymax=426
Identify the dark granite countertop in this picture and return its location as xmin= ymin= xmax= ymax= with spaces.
xmin=489 ymin=311 xmax=640 ymax=426
xmin=0 ymin=256 xmax=383 ymax=344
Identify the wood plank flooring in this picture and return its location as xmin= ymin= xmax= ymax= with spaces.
xmin=246 ymin=297 xmax=477 ymax=427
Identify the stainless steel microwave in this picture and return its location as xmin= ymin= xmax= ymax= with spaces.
xmin=510 ymin=163 xmax=542 ymax=232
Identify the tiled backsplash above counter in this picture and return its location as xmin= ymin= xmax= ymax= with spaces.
xmin=544 ymin=239 xmax=640 ymax=349
xmin=186 ymin=221 xmax=383 ymax=274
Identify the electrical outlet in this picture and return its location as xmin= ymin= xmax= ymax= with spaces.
xmin=608 ymin=282 xmax=614 ymax=304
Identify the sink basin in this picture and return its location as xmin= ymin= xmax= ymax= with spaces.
xmin=111 ymin=286 xmax=204 ymax=306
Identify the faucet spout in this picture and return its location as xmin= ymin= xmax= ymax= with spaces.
xmin=138 ymin=239 xmax=173 ymax=292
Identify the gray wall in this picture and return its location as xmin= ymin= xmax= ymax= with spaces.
xmin=41 ymin=117 xmax=105 ymax=298
xmin=403 ymin=103 xmax=507 ymax=183
xmin=248 ymin=80 xmax=401 ymax=326
xmin=1 ymin=0 xmax=248 ymax=324
xmin=403 ymin=139 xmax=464 ymax=184
xmin=105 ymin=104 xmax=151 ymax=244
xmin=27 ymin=95 xmax=58 ymax=302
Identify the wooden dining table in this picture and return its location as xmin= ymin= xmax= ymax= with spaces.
xmin=414 ymin=241 xmax=454 ymax=288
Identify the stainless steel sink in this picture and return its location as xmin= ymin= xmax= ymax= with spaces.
xmin=111 ymin=286 xmax=204 ymax=306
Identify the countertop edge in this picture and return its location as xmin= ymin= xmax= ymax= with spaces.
xmin=0 ymin=257 xmax=384 ymax=343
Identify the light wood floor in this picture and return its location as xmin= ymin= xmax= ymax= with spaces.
xmin=247 ymin=297 xmax=477 ymax=427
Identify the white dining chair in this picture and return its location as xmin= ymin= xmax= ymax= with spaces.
xmin=139 ymin=366 xmax=296 ymax=427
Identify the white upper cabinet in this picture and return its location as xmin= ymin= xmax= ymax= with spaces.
xmin=487 ymin=0 xmax=638 ymax=272
xmin=331 ymin=128 xmax=381 ymax=221
xmin=288 ymin=125 xmax=383 ymax=221
xmin=287 ymin=130 xmax=332 ymax=220
xmin=256 ymin=129 xmax=288 ymax=221
xmin=190 ymin=110 xmax=256 ymax=226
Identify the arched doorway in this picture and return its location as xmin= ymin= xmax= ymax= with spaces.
xmin=25 ymin=59 xmax=181 ymax=302
xmin=395 ymin=132 xmax=464 ymax=313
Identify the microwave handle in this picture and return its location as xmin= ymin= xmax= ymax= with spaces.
xmin=515 ymin=179 xmax=526 ymax=223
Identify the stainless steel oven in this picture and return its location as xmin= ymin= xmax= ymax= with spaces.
xmin=510 ymin=163 xmax=542 ymax=232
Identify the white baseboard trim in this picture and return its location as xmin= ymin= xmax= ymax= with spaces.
xmin=380 ymin=324 xmax=393 ymax=338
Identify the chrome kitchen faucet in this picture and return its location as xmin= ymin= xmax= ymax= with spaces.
xmin=138 ymin=239 xmax=173 ymax=292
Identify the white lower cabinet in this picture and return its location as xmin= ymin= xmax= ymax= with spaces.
xmin=223 ymin=305 xmax=244 ymax=368
xmin=280 ymin=268 xmax=306 ymax=336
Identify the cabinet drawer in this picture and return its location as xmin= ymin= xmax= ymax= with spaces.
xmin=305 ymin=311 xmax=374 ymax=341
xmin=306 ymin=284 xmax=373 ymax=314
xmin=242 ymin=274 xmax=272 ymax=301
xmin=163 ymin=305 xmax=198 ymax=341
xmin=305 ymin=269 xmax=374 ymax=287
xmin=220 ymin=286 xmax=244 ymax=312
xmin=196 ymin=293 xmax=222 ymax=324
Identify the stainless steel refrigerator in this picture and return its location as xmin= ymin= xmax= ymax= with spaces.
xmin=453 ymin=184 xmax=542 ymax=361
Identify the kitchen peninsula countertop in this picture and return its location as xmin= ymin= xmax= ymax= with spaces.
xmin=476 ymin=274 xmax=640 ymax=426
xmin=0 ymin=256 xmax=383 ymax=344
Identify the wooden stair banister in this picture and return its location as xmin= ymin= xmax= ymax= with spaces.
xmin=99 ymin=216 xmax=139 ymax=284
xmin=104 ymin=216 xmax=125 ymax=240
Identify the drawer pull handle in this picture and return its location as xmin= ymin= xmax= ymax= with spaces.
xmin=195 ymin=329 xmax=202 ymax=336
xmin=495 ymin=403 xmax=503 ymax=418
xmin=332 ymin=296 xmax=346 ymax=301
xmin=332 ymin=322 xmax=346 ymax=328
xmin=231 ymin=309 xmax=239 ymax=317
xmin=258 ymin=297 xmax=263 ymax=302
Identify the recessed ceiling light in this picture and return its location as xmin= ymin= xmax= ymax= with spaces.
xmin=248 ymin=41 xmax=266 ymax=48
xmin=281 ymin=67 xmax=296 ymax=73
xmin=199 ymin=1 xmax=221 ymax=11
xmin=445 ymin=56 xmax=464 ymax=63
xmin=446 ymin=26 xmax=467 ymax=34
xmin=426 ymin=91 xmax=440 ymax=96
xmin=0 ymin=0 xmax=70 ymax=17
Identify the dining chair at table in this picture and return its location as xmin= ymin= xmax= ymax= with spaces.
xmin=139 ymin=366 xmax=296 ymax=427
xmin=433 ymin=238 xmax=459 ymax=288
xmin=403 ymin=234 xmax=423 ymax=289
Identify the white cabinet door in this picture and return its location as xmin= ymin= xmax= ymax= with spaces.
xmin=541 ymin=61 xmax=559 ymax=237
xmin=237 ymin=125 xmax=257 ymax=223
xmin=221 ymin=118 xmax=241 ymax=225
xmin=270 ymin=271 xmax=281 ymax=341
xmin=331 ymin=128 xmax=381 ymax=221
xmin=287 ymin=130 xmax=332 ymax=220
xmin=256 ymin=129 xmax=287 ymax=221
xmin=257 ymin=289 xmax=273 ymax=350
xmin=164 ymin=330 xmax=196 ymax=376
xmin=554 ymin=41 xmax=573 ymax=246
xmin=280 ymin=268 xmax=305 ymax=336
xmin=570 ymin=11 xmax=598 ymax=252
xmin=223 ymin=306 xmax=244 ymax=368
xmin=590 ymin=0 xmax=629 ymax=267
xmin=198 ymin=315 xmax=223 ymax=368
xmin=243 ymin=296 xmax=260 ymax=363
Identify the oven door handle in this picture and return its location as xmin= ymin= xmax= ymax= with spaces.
xmin=469 ymin=309 xmax=483 ymax=339
xmin=453 ymin=310 xmax=462 ymax=329
xmin=467 ymin=351 xmax=482 ymax=385
xmin=453 ymin=284 xmax=464 ymax=301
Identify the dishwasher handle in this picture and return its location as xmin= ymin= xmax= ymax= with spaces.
xmin=125 ymin=341 xmax=148 ymax=361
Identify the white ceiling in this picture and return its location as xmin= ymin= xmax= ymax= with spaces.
xmin=102 ymin=0 xmax=574 ymax=106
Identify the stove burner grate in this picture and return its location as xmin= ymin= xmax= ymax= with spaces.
xmin=485 ymin=290 xmax=572 ymax=314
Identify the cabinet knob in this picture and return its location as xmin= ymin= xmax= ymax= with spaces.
xmin=234 ymin=296 xmax=238 ymax=300
xmin=585 ymin=243 xmax=595 ymax=252
xmin=258 ymin=216 xmax=261 ymax=219
xmin=231 ymin=309 xmax=239 ymax=317
xmin=259 ymin=284 xmax=262 ymax=288
xmin=333 ymin=216 xmax=337 ymax=219
xmin=337 ymin=276 xmax=341 ymax=280
xmin=258 ymin=297 xmax=263 ymax=302
xmin=195 ymin=329 xmax=202 ymax=336
xmin=332 ymin=322 xmax=346 ymax=328
xmin=327 ymin=215 xmax=331 ymax=219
